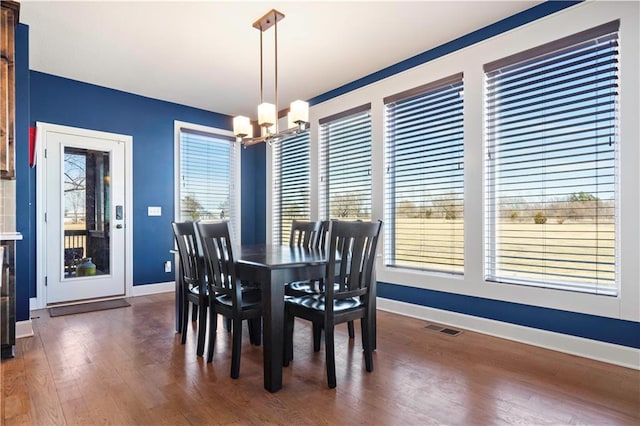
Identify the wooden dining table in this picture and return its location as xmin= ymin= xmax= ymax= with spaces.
xmin=174 ymin=244 xmax=328 ymax=393
xmin=236 ymin=244 xmax=328 ymax=392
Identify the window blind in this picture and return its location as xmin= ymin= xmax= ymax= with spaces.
xmin=272 ymin=132 xmax=311 ymax=244
xmin=484 ymin=21 xmax=619 ymax=295
xmin=384 ymin=74 xmax=464 ymax=274
xmin=319 ymin=105 xmax=372 ymax=221
xmin=179 ymin=129 xmax=237 ymax=232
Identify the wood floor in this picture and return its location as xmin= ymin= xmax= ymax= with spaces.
xmin=1 ymin=292 xmax=638 ymax=425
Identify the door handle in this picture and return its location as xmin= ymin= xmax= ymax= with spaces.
xmin=116 ymin=224 xmax=123 ymax=229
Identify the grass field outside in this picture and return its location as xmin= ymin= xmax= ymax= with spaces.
xmin=391 ymin=218 xmax=615 ymax=289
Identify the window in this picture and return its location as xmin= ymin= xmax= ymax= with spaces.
xmin=484 ymin=21 xmax=619 ymax=295
xmin=319 ymin=104 xmax=372 ymax=221
xmin=176 ymin=125 xmax=238 ymax=235
xmin=272 ymin=132 xmax=311 ymax=244
xmin=384 ymin=74 xmax=464 ymax=274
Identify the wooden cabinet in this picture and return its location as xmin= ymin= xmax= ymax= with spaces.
xmin=1 ymin=0 xmax=19 ymax=180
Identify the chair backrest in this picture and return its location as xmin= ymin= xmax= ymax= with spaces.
xmin=289 ymin=220 xmax=322 ymax=249
xmin=171 ymin=221 xmax=202 ymax=288
xmin=318 ymin=220 xmax=331 ymax=252
xmin=195 ymin=221 xmax=241 ymax=306
xmin=325 ymin=220 xmax=383 ymax=312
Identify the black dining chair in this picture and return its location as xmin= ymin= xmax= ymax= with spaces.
xmin=171 ymin=221 xmax=208 ymax=357
xmin=285 ymin=220 xmax=356 ymax=341
xmin=288 ymin=219 xmax=322 ymax=248
xmin=285 ymin=220 xmax=323 ymax=297
xmin=283 ymin=220 xmax=382 ymax=388
xmin=195 ymin=220 xmax=262 ymax=378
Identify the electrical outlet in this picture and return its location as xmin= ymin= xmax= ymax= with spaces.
xmin=164 ymin=261 xmax=171 ymax=273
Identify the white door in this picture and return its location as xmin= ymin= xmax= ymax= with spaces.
xmin=44 ymin=128 xmax=127 ymax=304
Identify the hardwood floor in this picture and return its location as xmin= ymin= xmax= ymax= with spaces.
xmin=1 ymin=292 xmax=638 ymax=425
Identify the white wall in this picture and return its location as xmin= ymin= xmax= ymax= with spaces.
xmin=274 ymin=1 xmax=639 ymax=322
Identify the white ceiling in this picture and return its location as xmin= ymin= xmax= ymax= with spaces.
xmin=19 ymin=0 xmax=541 ymax=118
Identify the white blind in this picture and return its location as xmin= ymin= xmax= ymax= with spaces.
xmin=179 ymin=129 xmax=237 ymax=232
xmin=384 ymin=74 xmax=464 ymax=274
xmin=272 ymin=132 xmax=311 ymax=244
xmin=484 ymin=21 xmax=619 ymax=295
xmin=319 ymin=105 xmax=372 ymax=221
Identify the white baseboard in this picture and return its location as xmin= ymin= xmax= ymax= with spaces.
xmin=29 ymin=297 xmax=37 ymax=311
xmin=131 ymin=281 xmax=175 ymax=297
xmin=16 ymin=319 xmax=34 ymax=339
xmin=377 ymin=298 xmax=640 ymax=370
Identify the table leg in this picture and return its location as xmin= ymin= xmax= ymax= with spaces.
xmin=261 ymin=269 xmax=285 ymax=392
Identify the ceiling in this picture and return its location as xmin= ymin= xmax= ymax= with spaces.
xmin=19 ymin=0 xmax=541 ymax=118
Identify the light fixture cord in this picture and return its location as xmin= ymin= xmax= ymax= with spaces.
xmin=260 ymin=28 xmax=264 ymax=104
xmin=274 ymin=13 xmax=278 ymax=133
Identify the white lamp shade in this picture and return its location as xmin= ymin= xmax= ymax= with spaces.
xmin=233 ymin=116 xmax=252 ymax=138
xmin=289 ymin=100 xmax=309 ymax=124
xmin=258 ymin=103 xmax=276 ymax=127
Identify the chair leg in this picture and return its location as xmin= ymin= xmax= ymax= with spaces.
xmin=248 ymin=317 xmax=261 ymax=346
xmin=196 ymin=304 xmax=207 ymax=356
xmin=283 ymin=311 xmax=294 ymax=366
xmin=180 ymin=301 xmax=190 ymax=344
xmin=325 ymin=325 xmax=336 ymax=389
xmin=207 ymin=309 xmax=218 ymax=363
xmin=347 ymin=320 xmax=355 ymax=339
xmin=362 ymin=317 xmax=374 ymax=373
xmin=225 ymin=318 xmax=232 ymax=332
xmin=312 ymin=322 xmax=322 ymax=352
xmin=192 ymin=304 xmax=199 ymax=322
xmin=230 ymin=319 xmax=243 ymax=379
xmin=248 ymin=319 xmax=256 ymax=345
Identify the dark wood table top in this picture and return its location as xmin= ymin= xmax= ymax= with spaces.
xmin=236 ymin=244 xmax=327 ymax=269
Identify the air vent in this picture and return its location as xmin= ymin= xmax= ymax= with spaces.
xmin=424 ymin=323 xmax=462 ymax=336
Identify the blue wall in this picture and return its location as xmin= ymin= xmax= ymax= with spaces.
xmin=14 ymin=53 xmax=266 ymax=320
xmin=15 ymin=24 xmax=32 ymax=323
xmin=378 ymin=283 xmax=640 ymax=349
xmin=14 ymin=1 xmax=637 ymax=351
xmin=241 ymin=142 xmax=266 ymax=244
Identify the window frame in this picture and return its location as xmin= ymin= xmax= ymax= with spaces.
xmin=271 ymin=131 xmax=311 ymax=245
xmin=173 ymin=121 xmax=241 ymax=241
xmin=384 ymin=73 xmax=465 ymax=275
xmin=318 ymin=104 xmax=373 ymax=222
xmin=483 ymin=20 xmax=620 ymax=296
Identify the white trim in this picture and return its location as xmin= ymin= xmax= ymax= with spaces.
xmin=377 ymin=298 xmax=640 ymax=370
xmin=266 ymin=139 xmax=274 ymax=244
xmin=34 ymin=122 xmax=134 ymax=309
xmin=308 ymin=2 xmax=639 ymax=322
xmin=131 ymin=281 xmax=175 ymax=297
xmin=173 ymin=121 xmax=241 ymax=242
xmin=15 ymin=319 xmax=34 ymax=339
xmin=29 ymin=297 xmax=37 ymax=312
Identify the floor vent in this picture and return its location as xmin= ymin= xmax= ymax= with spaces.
xmin=424 ymin=323 xmax=463 ymax=336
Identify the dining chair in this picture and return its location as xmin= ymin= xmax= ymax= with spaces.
xmin=285 ymin=220 xmax=357 ymax=341
xmin=171 ymin=221 xmax=208 ymax=357
xmin=283 ymin=220 xmax=383 ymax=388
xmin=288 ymin=219 xmax=322 ymax=248
xmin=285 ymin=220 xmax=323 ymax=296
xmin=195 ymin=220 xmax=262 ymax=379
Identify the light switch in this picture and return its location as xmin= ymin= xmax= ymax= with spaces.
xmin=148 ymin=206 xmax=162 ymax=216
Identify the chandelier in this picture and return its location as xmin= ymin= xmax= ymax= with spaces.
xmin=233 ymin=9 xmax=309 ymax=147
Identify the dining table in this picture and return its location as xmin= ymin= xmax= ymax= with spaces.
xmin=174 ymin=243 xmax=328 ymax=393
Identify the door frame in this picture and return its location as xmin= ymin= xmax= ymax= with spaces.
xmin=35 ymin=122 xmax=133 ymax=308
